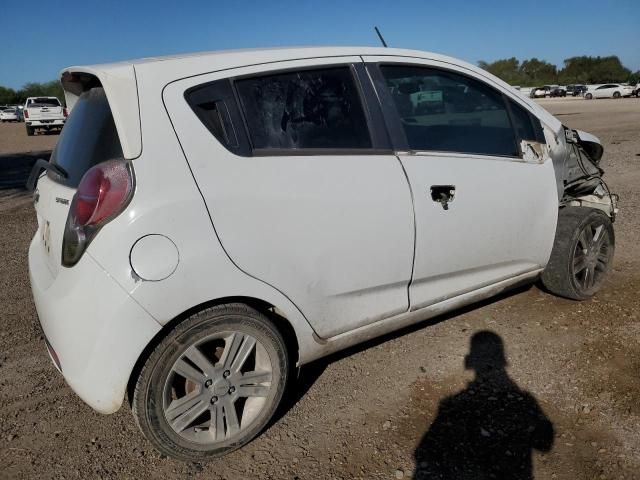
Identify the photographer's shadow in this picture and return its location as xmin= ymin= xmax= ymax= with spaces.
xmin=414 ymin=331 xmax=554 ymax=480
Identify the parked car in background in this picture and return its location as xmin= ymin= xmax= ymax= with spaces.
xmin=0 ymin=106 xmax=19 ymax=122
xmin=23 ymin=96 xmax=67 ymax=135
xmin=566 ymin=84 xmax=587 ymax=96
xmin=28 ymin=46 xmax=618 ymax=462
xmin=550 ymin=87 xmax=566 ymax=97
xmin=530 ymin=86 xmax=551 ymax=98
xmin=585 ymin=84 xmax=634 ymax=99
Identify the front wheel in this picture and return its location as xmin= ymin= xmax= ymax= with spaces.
xmin=613 ymin=91 xmax=621 ymax=99
xmin=541 ymin=207 xmax=614 ymax=300
xmin=132 ymin=303 xmax=289 ymax=462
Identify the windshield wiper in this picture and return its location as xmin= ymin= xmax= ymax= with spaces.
xmin=26 ymin=158 xmax=68 ymax=191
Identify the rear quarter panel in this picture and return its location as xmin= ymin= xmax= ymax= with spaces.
xmin=84 ymin=64 xmax=320 ymax=364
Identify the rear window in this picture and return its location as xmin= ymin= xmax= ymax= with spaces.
xmin=29 ymin=98 xmax=61 ymax=107
xmin=49 ymin=88 xmax=123 ymax=187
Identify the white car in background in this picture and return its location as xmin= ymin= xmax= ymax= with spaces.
xmin=27 ymin=46 xmax=618 ymax=462
xmin=585 ymin=83 xmax=634 ymax=99
xmin=0 ymin=106 xmax=19 ymax=122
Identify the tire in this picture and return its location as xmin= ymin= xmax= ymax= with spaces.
xmin=613 ymin=91 xmax=621 ymax=99
xmin=541 ymin=207 xmax=614 ymax=300
xmin=132 ymin=303 xmax=289 ymax=462
xmin=585 ymin=93 xmax=593 ymax=100
xmin=26 ymin=125 xmax=34 ymax=136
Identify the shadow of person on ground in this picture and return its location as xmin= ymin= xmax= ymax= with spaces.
xmin=414 ymin=331 xmax=554 ymax=480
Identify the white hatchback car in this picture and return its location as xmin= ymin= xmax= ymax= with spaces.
xmin=585 ymin=83 xmax=634 ymax=99
xmin=28 ymin=47 xmax=618 ymax=461
xmin=0 ymin=106 xmax=19 ymax=122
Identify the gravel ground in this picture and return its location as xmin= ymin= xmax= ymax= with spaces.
xmin=0 ymin=98 xmax=639 ymax=479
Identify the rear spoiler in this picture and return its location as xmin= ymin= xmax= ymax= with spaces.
xmin=60 ymin=64 xmax=142 ymax=160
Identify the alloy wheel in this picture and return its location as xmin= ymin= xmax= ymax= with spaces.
xmin=571 ymin=221 xmax=612 ymax=293
xmin=162 ymin=331 xmax=274 ymax=444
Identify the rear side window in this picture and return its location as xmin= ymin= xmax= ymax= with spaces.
xmin=379 ymin=65 xmax=518 ymax=157
xmin=49 ymin=87 xmax=123 ymax=187
xmin=185 ymin=79 xmax=249 ymax=156
xmin=235 ymin=67 xmax=372 ymax=151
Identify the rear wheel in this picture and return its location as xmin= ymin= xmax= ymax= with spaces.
xmin=133 ymin=303 xmax=289 ymax=461
xmin=26 ymin=125 xmax=34 ymax=136
xmin=585 ymin=93 xmax=593 ymax=100
xmin=541 ymin=207 xmax=614 ymax=300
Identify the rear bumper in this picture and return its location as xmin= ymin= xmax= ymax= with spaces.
xmin=28 ymin=234 xmax=161 ymax=413
xmin=27 ymin=120 xmax=65 ymax=127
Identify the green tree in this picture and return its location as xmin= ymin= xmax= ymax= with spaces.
xmin=0 ymin=86 xmax=19 ymax=105
xmin=519 ymin=58 xmax=558 ymax=86
xmin=17 ymin=81 xmax=65 ymax=105
xmin=559 ymin=56 xmax=630 ymax=84
xmin=478 ymin=57 xmax=522 ymax=85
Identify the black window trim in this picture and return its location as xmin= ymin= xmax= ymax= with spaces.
xmin=184 ymin=78 xmax=252 ymax=157
xmin=229 ymin=62 xmax=392 ymax=157
xmin=367 ymin=61 xmax=541 ymax=161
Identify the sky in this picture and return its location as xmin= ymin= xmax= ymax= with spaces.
xmin=1 ymin=0 xmax=639 ymax=89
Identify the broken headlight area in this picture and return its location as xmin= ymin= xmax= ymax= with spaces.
xmin=561 ymin=127 xmax=618 ymax=220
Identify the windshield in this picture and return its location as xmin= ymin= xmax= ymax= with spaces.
xmin=49 ymin=87 xmax=123 ymax=187
xmin=29 ymin=98 xmax=61 ymax=107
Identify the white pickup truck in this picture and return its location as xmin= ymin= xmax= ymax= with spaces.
xmin=23 ymin=96 xmax=67 ymax=136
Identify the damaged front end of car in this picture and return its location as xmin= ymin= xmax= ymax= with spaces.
xmin=555 ymin=127 xmax=618 ymax=221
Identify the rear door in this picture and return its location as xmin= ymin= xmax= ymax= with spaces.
xmin=163 ymin=57 xmax=415 ymax=338
xmin=364 ymin=57 xmax=558 ymax=310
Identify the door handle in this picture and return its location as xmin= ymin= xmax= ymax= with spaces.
xmin=430 ymin=185 xmax=455 ymax=210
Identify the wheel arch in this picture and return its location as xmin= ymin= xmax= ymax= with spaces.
xmin=125 ymin=295 xmax=301 ymax=407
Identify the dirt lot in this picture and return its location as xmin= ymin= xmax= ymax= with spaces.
xmin=1 ymin=98 xmax=639 ymax=480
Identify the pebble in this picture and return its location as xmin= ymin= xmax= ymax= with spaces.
xmin=395 ymin=469 xmax=404 ymax=479
xmin=382 ymin=420 xmax=391 ymax=430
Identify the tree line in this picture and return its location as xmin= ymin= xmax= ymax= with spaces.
xmin=0 ymin=81 xmax=65 ymax=106
xmin=478 ymin=55 xmax=639 ymax=87
xmin=2 ymin=55 xmax=638 ymax=105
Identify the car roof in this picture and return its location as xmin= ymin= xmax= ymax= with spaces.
xmin=69 ymin=46 xmax=455 ymax=70
xmin=61 ymin=46 xmax=562 ymax=159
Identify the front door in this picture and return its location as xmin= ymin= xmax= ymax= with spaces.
xmin=364 ymin=58 xmax=558 ymax=310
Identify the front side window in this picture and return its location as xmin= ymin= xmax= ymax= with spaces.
xmin=235 ymin=67 xmax=372 ymax=150
xmin=379 ymin=65 xmax=518 ymax=157
xmin=508 ymin=99 xmax=540 ymax=143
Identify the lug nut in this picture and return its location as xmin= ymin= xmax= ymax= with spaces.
xmin=229 ymin=386 xmax=236 ymax=394
xmin=205 ymin=379 xmax=212 ymax=388
xmin=210 ymin=396 xmax=218 ymax=404
xmin=223 ymin=370 xmax=230 ymax=378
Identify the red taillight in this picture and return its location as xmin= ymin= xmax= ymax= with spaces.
xmin=63 ymin=108 xmax=68 ymax=118
xmin=24 ymin=110 xmax=29 ymax=119
xmin=62 ymin=160 xmax=133 ymax=267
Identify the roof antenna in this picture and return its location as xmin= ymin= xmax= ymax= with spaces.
xmin=374 ymin=26 xmax=388 ymax=48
